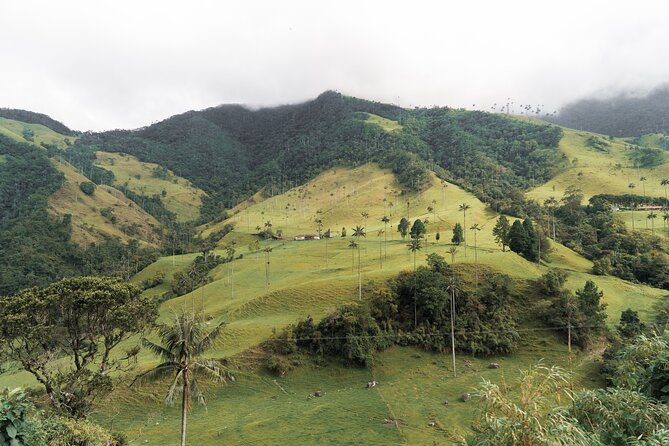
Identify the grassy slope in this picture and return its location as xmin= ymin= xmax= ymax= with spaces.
xmin=48 ymin=159 xmax=161 ymax=247
xmin=95 ymin=151 xmax=205 ymax=222
xmin=0 ymin=117 xmax=74 ymax=148
xmin=69 ymin=164 xmax=663 ymax=444
xmin=364 ymin=113 xmax=402 ymax=132
xmin=528 ymin=127 xmax=669 ymax=203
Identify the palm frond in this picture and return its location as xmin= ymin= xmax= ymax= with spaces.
xmin=131 ymin=362 xmax=180 ymax=387
xmin=165 ymin=369 xmax=185 ymax=405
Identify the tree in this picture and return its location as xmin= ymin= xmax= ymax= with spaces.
xmin=352 ymin=225 xmax=366 ymax=300
xmin=629 ymin=183 xmax=636 ymax=231
xmin=459 ymin=203 xmax=471 ymax=256
xmin=451 ymin=223 xmax=464 ymax=245
xmin=647 ymin=211 xmax=657 ymax=233
xmin=617 ymin=308 xmax=646 ymax=339
xmin=264 ymin=246 xmax=273 ymax=289
xmin=492 ymin=215 xmax=511 ymax=251
xmin=507 ymin=220 xmax=528 ymax=256
xmin=470 ymin=223 xmax=481 ymax=287
xmin=225 ymin=243 xmax=236 ymax=299
xmin=348 ymin=239 xmax=357 ymax=274
xmin=79 ymin=181 xmax=96 ymax=196
xmin=661 ymin=178 xmax=669 ymax=205
xmin=522 ymin=217 xmax=540 ymax=261
xmin=544 ymin=197 xmax=558 ymax=239
xmin=407 ymin=237 xmax=422 ymax=327
xmin=0 ymin=277 xmax=158 ymax=418
xmin=133 ymin=313 xmax=232 ymax=446
xmin=341 ymin=226 xmax=347 ymax=238
xmin=409 ymin=219 xmax=426 ymax=239
xmin=448 ymin=246 xmax=458 ymax=264
xmin=435 ymin=231 xmax=440 ymax=242
xmin=397 ymin=217 xmax=409 ymax=239
xmin=381 ymin=215 xmax=390 ymax=258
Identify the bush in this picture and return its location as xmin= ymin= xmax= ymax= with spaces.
xmin=79 ymin=181 xmax=96 ymax=196
xmin=266 ymin=355 xmax=293 ymax=376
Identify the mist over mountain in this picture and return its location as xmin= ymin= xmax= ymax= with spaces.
xmin=549 ymin=85 xmax=669 ymax=137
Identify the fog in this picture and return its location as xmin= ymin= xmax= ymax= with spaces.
xmin=1 ymin=0 xmax=668 ymax=130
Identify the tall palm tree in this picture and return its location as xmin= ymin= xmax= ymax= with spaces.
xmin=446 ymin=276 xmax=459 ymax=377
xmin=381 ymin=215 xmax=390 ymax=258
xmin=133 ymin=313 xmax=232 ymax=446
xmin=361 ymin=212 xmax=369 ymax=256
xmin=648 ymin=212 xmax=657 ymax=233
xmin=661 ymin=178 xmax=669 ymax=206
xmin=663 ymin=212 xmax=669 ymax=233
xmin=377 ymin=229 xmax=384 ymax=269
xmin=448 ymin=246 xmax=458 ymax=264
xmin=348 ymin=240 xmax=357 ymax=274
xmin=352 ymin=226 xmax=366 ymax=300
xmin=225 ymin=243 xmax=236 ymax=299
xmin=640 ymin=176 xmax=647 ymax=198
xmin=407 ymin=237 xmax=422 ymax=327
xmin=544 ymin=197 xmax=558 ymax=240
xmin=458 ymin=203 xmax=471 ymax=257
xmin=470 ymin=223 xmax=481 ymax=288
xmin=264 ymin=246 xmax=273 ymax=289
xmin=628 ymin=183 xmax=636 ymax=231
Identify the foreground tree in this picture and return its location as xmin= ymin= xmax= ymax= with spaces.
xmin=452 ymin=223 xmax=464 ymax=245
xmin=133 ymin=313 xmax=232 ymax=446
xmin=353 ymin=225 xmax=366 ymax=300
xmin=492 ymin=215 xmax=511 ymax=251
xmin=0 ymin=277 xmax=158 ymax=418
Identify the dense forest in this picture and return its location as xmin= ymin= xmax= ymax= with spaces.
xmin=71 ymin=91 xmax=564 ymax=221
xmin=549 ymin=85 xmax=669 ymax=137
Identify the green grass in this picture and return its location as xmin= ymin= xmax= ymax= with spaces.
xmin=94 ymin=151 xmax=206 ymax=222
xmin=364 ymin=113 xmax=402 ymax=132
xmin=0 ymin=117 xmax=74 ymax=149
xmin=3 ymin=163 xmax=665 ymax=445
xmin=528 ymin=128 xmax=669 ymax=203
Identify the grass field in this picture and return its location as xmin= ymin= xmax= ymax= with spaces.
xmin=0 ymin=116 xmax=74 ymax=148
xmin=3 ymin=163 xmax=665 ymax=445
xmin=528 ymin=127 xmax=669 ymax=203
xmin=95 ymin=151 xmax=205 ymax=222
xmin=364 ymin=113 xmax=402 ymax=132
xmin=48 ymin=158 xmax=161 ymax=246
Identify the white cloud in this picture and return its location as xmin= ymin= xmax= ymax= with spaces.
xmin=1 ymin=0 xmax=668 ymax=130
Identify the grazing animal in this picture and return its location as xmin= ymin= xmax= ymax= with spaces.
xmin=366 ymin=380 xmax=377 ymax=388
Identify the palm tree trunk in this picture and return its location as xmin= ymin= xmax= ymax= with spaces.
xmin=463 ymin=211 xmax=467 ymax=257
xmin=357 ymin=239 xmax=362 ymax=300
xmin=181 ymin=380 xmax=188 ymax=446
xmin=413 ymin=251 xmax=417 ymax=328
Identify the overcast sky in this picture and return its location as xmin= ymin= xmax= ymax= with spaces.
xmin=1 ymin=0 xmax=668 ymax=131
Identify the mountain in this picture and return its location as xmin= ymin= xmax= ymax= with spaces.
xmin=72 ymin=91 xmax=564 ymax=220
xmin=549 ymin=85 xmax=669 ymax=137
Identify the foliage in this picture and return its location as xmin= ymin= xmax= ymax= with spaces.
xmin=568 ymin=388 xmax=669 ymax=445
xmin=538 ymin=269 xmax=568 ymax=297
xmin=541 ymin=280 xmax=607 ymax=349
xmin=464 ymin=364 xmax=596 ymax=446
xmin=170 ymin=254 xmax=224 ymax=297
xmin=617 ymin=309 xmax=646 ymax=339
xmin=397 ymin=217 xmax=409 ymax=239
xmin=492 ymin=215 xmax=511 ymax=251
xmin=78 ymin=181 xmax=96 ymax=196
xmin=0 ymin=388 xmax=30 ymax=446
xmin=0 ymin=108 xmax=75 ymax=135
xmin=451 ymin=222 xmax=464 ymax=244
xmin=629 ymin=147 xmax=664 ymax=168
xmin=0 ymin=277 xmax=158 ymax=417
xmin=603 ymin=333 xmax=669 ymax=403
xmin=409 ymin=218 xmax=426 ymax=239
xmin=292 ymin=305 xmax=385 ymax=366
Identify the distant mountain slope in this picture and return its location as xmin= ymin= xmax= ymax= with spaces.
xmin=0 ymin=116 xmax=74 ymax=149
xmin=48 ymin=159 xmax=160 ymax=247
xmin=549 ymin=85 xmax=669 ymax=136
xmin=72 ymin=91 xmax=564 ymax=220
xmin=0 ymin=108 xmax=75 ymax=136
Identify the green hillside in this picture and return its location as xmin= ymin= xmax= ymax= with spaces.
xmin=94 ymin=151 xmax=206 ymax=222
xmin=38 ymin=165 xmax=658 ymax=444
xmin=0 ymin=116 xmax=74 ymax=149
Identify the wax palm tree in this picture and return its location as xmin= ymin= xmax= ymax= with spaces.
xmin=361 ymin=212 xmax=369 ymax=256
xmin=407 ymin=237 xmax=422 ymax=327
xmin=264 ymin=246 xmax=273 ymax=289
xmin=648 ymin=212 xmax=657 ymax=233
xmin=352 ymin=226 xmax=366 ymax=300
xmin=446 ymin=276 xmax=460 ymax=377
xmin=349 ymin=240 xmax=357 ymax=274
xmin=661 ymin=178 xmax=669 ymax=205
xmin=133 ymin=313 xmax=232 ymax=446
xmin=459 ymin=203 xmax=471 ymax=256
xmin=470 ymin=223 xmax=481 ymax=288
xmin=377 ymin=229 xmax=384 ymax=269
xmin=448 ymin=246 xmax=458 ymax=264
xmin=664 ymin=212 xmax=669 ymax=233
xmin=381 ymin=215 xmax=390 ymax=258
xmin=544 ymin=197 xmax=558 ymax=240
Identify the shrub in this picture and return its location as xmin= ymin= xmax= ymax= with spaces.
xmin=79 ymin=181 xmax=96 ymax=196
